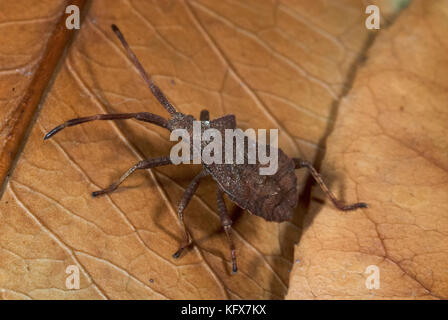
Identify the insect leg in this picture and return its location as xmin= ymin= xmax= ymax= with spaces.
xmin=200 ymin=109 xmax=210 ymax=121
xmin=293 ymin=158 xmax=368 ymax=211
xmin=91 ymin=157 xmax=172 ymax=197
xmin=173 ymin=170 xmax=209 ymax=259
xmin=44 ymin=112 xmax=169 ymax=140
xmin=216 ymin=188 xmax=238 ymax=274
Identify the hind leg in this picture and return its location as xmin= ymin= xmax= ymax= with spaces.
xmin=293 ymin=158 xmax=367 ymax=210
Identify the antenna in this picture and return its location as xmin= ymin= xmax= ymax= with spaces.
xmin=111 ymin=24 xmax=177 ymax=115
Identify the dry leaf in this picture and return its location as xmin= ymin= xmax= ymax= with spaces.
xmin=0 ymin=0 xmax=408 ymax=299
xmin=287 ymin=0 xmax=448 ymax=299
xmin=0 ymin=0 xmax=86 ymax=190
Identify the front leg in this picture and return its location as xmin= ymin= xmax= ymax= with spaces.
xmin=172 ymin=170 xmax=209 ymax=259
xmin=91 ymin=157 xmax=172 ymax=197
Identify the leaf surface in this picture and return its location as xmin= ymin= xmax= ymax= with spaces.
xmin=287 ymin=0 xmax=448 ymax=299
xmin=0 ymin=0 xmax=407 ymax=299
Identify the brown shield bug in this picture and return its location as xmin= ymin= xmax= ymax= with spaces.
xmin=44 ymin=24 xmax=367 ymax=274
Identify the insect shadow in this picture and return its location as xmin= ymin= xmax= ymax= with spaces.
xmin=44 ymin=24 xmax=367 ymax=276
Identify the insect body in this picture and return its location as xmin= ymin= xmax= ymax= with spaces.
xmin=44 ymin=25 xmax=367 ymax=274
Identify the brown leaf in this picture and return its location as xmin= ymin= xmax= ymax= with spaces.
xmin=0 ymin=0 xmax=87 ymax=188
xmin=1 ymin=0 xmax=403 ymax=299
xmin=287 ymin=0 xmax=448 ymax=299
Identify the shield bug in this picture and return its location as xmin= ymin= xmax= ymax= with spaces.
xmin=44 ymin=24 xmax=367 ymax=274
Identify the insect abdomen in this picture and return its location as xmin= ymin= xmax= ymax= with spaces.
xmin=207 ymin=148 xmax=298 ymax=222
